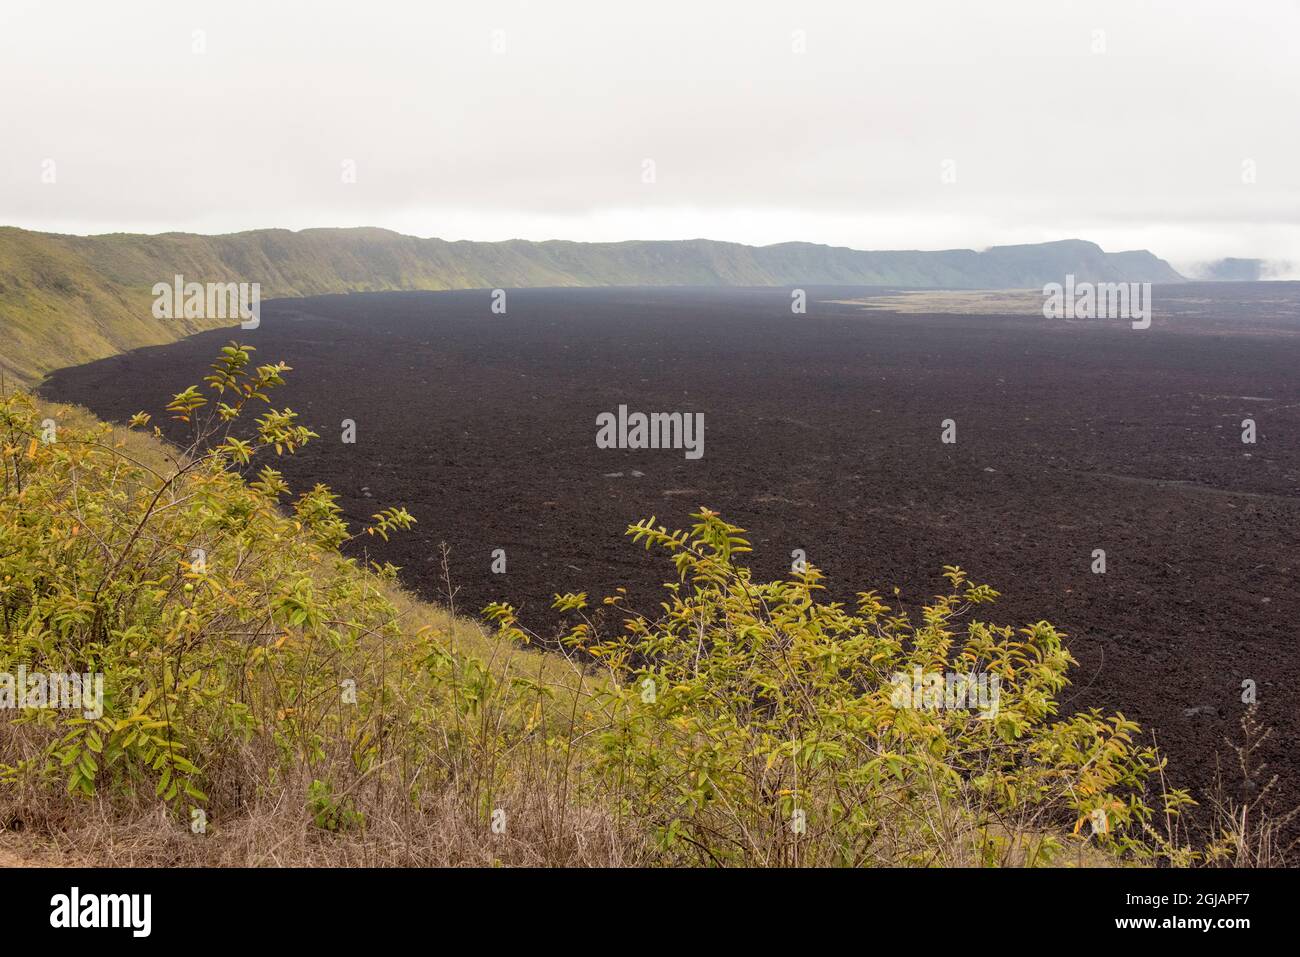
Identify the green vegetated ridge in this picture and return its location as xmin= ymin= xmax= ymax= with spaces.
xmin=0 ymin=225 xmax=1183 ymax=383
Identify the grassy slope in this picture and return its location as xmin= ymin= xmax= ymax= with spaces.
xmin=1 ymin=395 xmax=618 ymax=868
xmin=0 ymin=226 xmax=1183 ymax=384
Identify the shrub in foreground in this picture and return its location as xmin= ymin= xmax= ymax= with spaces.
xmin=489 ymin=511 xmax=1203 ymax=866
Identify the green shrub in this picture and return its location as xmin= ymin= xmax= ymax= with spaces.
xmin=490 ymin=510 xmax=1198 ymax=866
xmin=0 ymin=345 xmax=424 ymax=812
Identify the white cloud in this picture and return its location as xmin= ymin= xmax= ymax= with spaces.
xmin=2 ymin=0 xmax=1297 ymax=264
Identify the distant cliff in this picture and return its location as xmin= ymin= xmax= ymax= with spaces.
xmin=0 ymin=226 xmax=1183 ymax=382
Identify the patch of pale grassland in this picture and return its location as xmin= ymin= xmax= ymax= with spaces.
xmin=829 ymin=289 xmax=1046 ymax=315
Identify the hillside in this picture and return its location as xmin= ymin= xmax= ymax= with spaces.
xmin=0 ymin=226 xmax=1182 ymax=383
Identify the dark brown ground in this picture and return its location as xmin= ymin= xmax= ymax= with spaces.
xmin=40 ymin=282 xmax=1300 ymax=836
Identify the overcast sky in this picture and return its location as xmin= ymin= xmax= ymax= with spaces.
xmin=2 ymin=0 xmax=1297 ymax=273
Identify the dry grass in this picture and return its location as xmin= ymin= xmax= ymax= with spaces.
xmin=1199 ymin=708 xmax=1300 ymax=868
xmin=1 ymin=764 xmax=645 ymax=868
